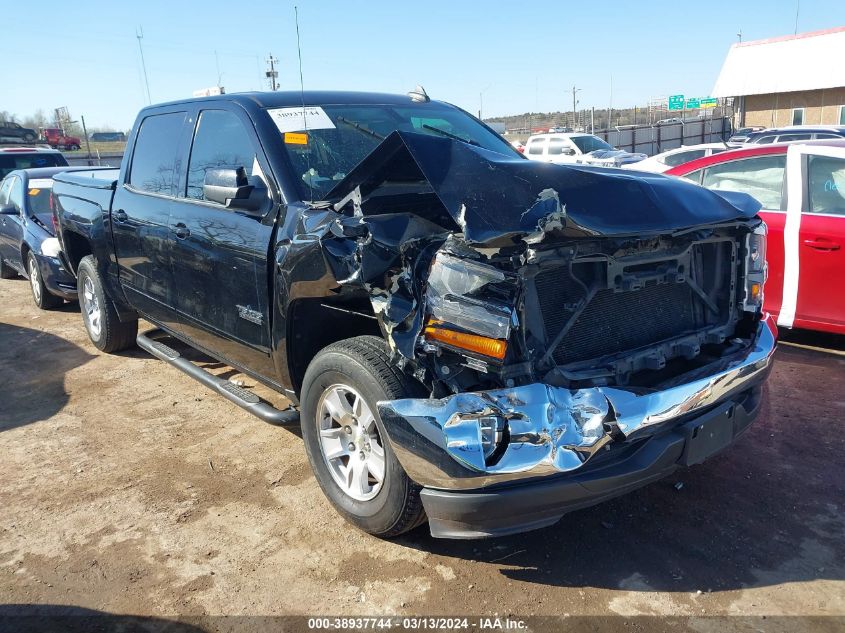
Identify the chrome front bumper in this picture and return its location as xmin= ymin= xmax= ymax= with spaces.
xmin=378 ymin=316 xmax=777 ymax=490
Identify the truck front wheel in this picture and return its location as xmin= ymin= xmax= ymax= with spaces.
xmin=300 ymin=336 xmax=427 ymax=538
xmin=77 ymin=255 xmax=137 ymax=353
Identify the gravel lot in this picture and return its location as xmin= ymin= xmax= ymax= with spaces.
xmin=1 ymin=276 xmax=844 ymax=631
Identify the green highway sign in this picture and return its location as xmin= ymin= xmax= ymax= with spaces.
xmin=668 ymin=95 xmax=685 ymax=111
xmin=700 ymin=97 xmax=719 ymax=109
xmin=685 ymin=98 xmax=701 ymax=109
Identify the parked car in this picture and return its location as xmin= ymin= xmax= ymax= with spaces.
xmin=524 ymin=132 xmax=647 ymax=167
xmin=0 ymin=167 xmax=94 ymax=307
xmin=52 ymin=91 xmax=775 ymax=539
xmin=666 ymin=139 xmax=845 ymax=335
xmin=89 ymin=131 xmax=127 ymax=142
xmin=0 ymin=121 xmax=38 ymax=143
xmin=622 ymin=142 xmax=732 ymax=173
xmin=743 ymin=125 xmax=845 ymax=145
xmin=0 ymin=147 xmax=68 ymax=179
xmin=40 ymin=128 xmax=82 ymax=150
xmin=728 ymin=126 xmax=765 ymax=143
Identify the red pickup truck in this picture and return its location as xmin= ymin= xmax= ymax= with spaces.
xmin=40 ymin=128 xmax=81 ymax=151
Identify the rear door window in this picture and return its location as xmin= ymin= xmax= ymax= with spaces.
xmin=807 ymin=155 xmax=845 ymax=216
xmin=129 ymin=112 xmax=187 ymax=196
xmin=701 ymin=155 xmax=787 ymax=209
xmin=527 ymin=139 xmax=547 ymax=155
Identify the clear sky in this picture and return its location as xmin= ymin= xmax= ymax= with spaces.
xmin=3 ymin=0 xmax=845 ymax=129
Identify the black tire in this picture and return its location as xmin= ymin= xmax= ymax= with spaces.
xmin=22 ymin=133 xmax=35 ymax=142
xmin=27 ymin=252 xmax=63 ymax=310
xmin=300 ymin=335 xmax=427 ymax=538
xmin=77 ymin=255 xmax=137 ymax=353
xmin=68 ymin=144 xmax=80 ymax=151
xmin=0 ymin=257 xmax=18 ymax=279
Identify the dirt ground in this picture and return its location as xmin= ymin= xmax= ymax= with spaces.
xmin=1 ymin=276 xmax=844 ymax=631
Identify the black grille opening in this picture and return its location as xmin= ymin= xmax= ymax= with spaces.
xmin=534 ymin=240 xmax=736 ymax=369
xmin=552 ymin=282 xmax=697 ymax=365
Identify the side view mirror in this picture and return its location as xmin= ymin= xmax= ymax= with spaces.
xmin=203 ymin=167 xmax=267 ymax=215
xmin=562 ymin=148 xmax=576 ymax=156
xmin=0 ymin=203 xmax=19 ymax=215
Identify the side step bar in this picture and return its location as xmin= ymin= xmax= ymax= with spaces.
xmin=137 ymin=329 xmax=300 ymax=426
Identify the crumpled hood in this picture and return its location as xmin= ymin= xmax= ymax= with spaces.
xmin=326 ymin=130 xmax=761 ymax=247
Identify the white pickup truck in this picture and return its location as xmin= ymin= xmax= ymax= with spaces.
xmin=524 ymin=132 xmax=646 ymax=168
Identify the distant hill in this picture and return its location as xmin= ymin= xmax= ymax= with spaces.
xmin=485 ymin=105 xmax=726 ymax=139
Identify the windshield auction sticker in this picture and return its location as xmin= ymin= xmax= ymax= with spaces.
xmin=267 ymin=106 xmax=336 ymax=133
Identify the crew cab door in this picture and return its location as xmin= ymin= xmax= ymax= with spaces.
xmin=111 ymin=110 xmax=188 ymax=329
xmin=792 ymin=151 xmax=845 ymax=333
xmin=167 ymin=107 xmax=277 ymax=376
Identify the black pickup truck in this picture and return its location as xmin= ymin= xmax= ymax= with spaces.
xmin=53 ymin=91 xmax=776 ymax=539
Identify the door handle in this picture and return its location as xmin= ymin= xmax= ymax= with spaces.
xmin=113 ymin=209 xmax=128 ymax=222
xmin=802 ymin=238 xmax=840 ymax=251
xmin=172 ymin=222 xmax=191 ymax=239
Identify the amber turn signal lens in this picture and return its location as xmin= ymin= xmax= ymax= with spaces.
xmin=424 ymin=325 xmax=507 ymax=360
xmin=750 ymin=283 xmax=761 ymax=299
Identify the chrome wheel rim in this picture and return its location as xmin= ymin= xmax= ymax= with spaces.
xmin=316 ymin=384 xmax=385 ymax=501
xmin=81 ymin=277 xmax=102 ymax=339
xmin=28 ymin=257 xmax=41 ymax=303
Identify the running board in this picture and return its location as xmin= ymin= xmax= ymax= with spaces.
xmin=137 ymin=329 xmax=300 ymax=426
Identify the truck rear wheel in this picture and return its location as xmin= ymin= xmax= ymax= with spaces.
xmin=77 ymin=255 xmax=137 ymax=353
xmin=300 ymin=336 xmax=427 ymax=538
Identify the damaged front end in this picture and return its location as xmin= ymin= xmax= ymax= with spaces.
xmin=306 ymin=130 xmax=775 ymax=491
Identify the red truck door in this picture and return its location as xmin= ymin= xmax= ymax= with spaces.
xmin=793 ymin=151 xmax=845 ymax=334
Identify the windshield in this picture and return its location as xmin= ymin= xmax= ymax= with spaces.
xmin=570 ymin=135 xmax=614 ymax=153
xmin=270 ymin=103 xmax=518 ymax=200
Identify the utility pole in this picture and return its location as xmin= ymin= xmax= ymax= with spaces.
xmin=136 ymin=27 xmax=151 ymax=105
xmin=81 ymin=115 xmax=92 ymax=164
xmin=571 ymin=85 xmax=581 ymax=130
xmin=265 ymin=54 xmax=279 ymax=91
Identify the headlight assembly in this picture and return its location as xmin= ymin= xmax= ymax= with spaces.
xmin=742 ymin=223 xmax=767 ymax=312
